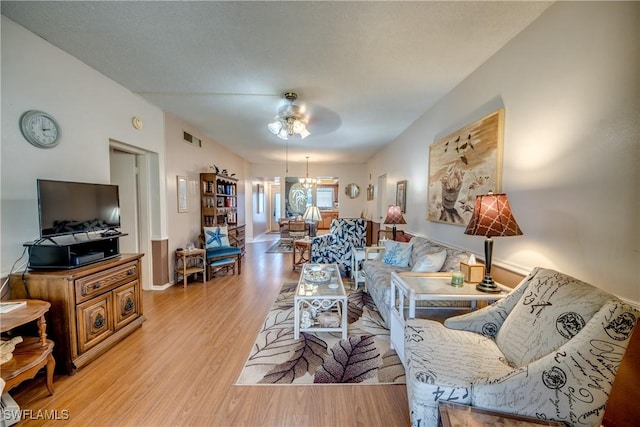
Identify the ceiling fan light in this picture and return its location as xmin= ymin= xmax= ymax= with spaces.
xmin=292 ymin=119 xmax=305 ymax=134
xmin=277 ymin=128 xmax=289 ymax=140
xmin=268 ymin=121 xmax=282 ymax=134
xmin=268 ymin=92 xmax=312 ymax=140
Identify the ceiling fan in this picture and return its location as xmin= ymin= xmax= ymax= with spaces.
xmin=267 ymin=92 xmax=311 ymax=140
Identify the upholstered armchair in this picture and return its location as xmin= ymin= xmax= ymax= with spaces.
xmin=404 ymin=267 xmax=639 ymax=427
xmin=310 ymin=218 xmax=366 ymax=276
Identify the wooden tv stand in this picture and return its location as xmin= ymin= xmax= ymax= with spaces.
xmin=9 ymin=254 xmax=145 ymax=374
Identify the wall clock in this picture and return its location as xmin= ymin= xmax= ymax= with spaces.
xmin=20 ymin=110 xmax=61 ymax=149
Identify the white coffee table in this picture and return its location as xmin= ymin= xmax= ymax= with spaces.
xmin=294 ymin=264 xmax=348 ymax=340
xmin=390 ymin=271 xmax=510 ymax=363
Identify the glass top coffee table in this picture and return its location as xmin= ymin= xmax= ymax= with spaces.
xmin=294 ymin=263 xmax=348 ymax=340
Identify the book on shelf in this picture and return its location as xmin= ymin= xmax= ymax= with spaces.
xmin=0 ymin=301 xmax=27 ymax=314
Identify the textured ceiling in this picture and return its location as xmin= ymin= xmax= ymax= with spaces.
xmin=1 ymin=1 xmax=553 ymax=165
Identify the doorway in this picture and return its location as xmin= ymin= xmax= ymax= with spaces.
xmin=110 ymin=149 xmax=139 ymax=253
xmin=270 ymin=183 xmax=281 ymax=232
xmin=109 ymin=141 xmax=157 ymax=289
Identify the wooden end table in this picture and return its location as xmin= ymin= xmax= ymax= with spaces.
xmin=175 ymin=248 xmax=206 ymax=287
xmin=1 ymin=299 xmax=55 ymax=395
xmin=292 ymin=238 xmax=311 ymax=271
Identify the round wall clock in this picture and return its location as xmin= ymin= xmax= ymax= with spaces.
xmin=20 ymin=110 xmax=61 ymax=149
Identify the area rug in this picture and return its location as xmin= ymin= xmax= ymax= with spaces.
xmin=265 ymin=240 xmax=293 ymax=253
xmin=236 ymin=282 xmax=405 ymax=385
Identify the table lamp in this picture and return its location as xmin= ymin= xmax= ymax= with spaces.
xmin=464 ymin=192 xmax=522 ymax=293
xmin=303 ymin=205 xmax=322 ymax=237
xmin=383 ymin=205 xmax=406 ymax=241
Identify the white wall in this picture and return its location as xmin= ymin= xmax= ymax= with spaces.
xmin=1 ymin=17 xmax=167 ymax=285
xmin=164 ymin=112 xmax=246 ymax=281
xmin=368 ymin=2 xmax=640 ymax=302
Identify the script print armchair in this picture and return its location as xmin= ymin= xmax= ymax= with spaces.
xmin=404 ymin=267 xmax=639 ymax=427
xmin=310 ymin=218 xmax=366 ymax=276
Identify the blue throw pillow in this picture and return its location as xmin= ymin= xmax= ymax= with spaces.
xmin=381 ymin=240 xmax=413 ymax=267
xmin=203 ymin=226 xmax=230 ymax=249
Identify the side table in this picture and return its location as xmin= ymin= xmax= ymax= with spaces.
xmin=1 ymin=299 xmax=55 ymax=395
xmin=351 ymin=247 xmax=366 ymax=289
xmin=351 ymin=246 xmax=384 ymax=290
xmin=175 ymin=248 xmax=207 ymax=287
xmin=292 ymin=238 xmax=311 ymax=271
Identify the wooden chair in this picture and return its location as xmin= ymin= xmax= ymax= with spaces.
xmin=288 ymin=220 xmax=307 ymax=240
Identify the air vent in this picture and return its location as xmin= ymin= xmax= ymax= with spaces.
xmin=183 ymin=131 xmax=202 ymax=147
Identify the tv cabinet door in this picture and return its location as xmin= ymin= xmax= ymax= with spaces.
xmin=77 ymin=292 xmax=114 ymax=353
xmin=113 ymin=280 xmax=140 ymax=330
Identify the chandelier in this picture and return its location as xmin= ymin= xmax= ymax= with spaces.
xmin=267 ymin=92 xmax=311 ymax=140
xmin=302 ymin=156 xmax=316 ymax=189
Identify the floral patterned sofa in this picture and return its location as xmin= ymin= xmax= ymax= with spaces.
xmin=404 ymin=267 xmax=639 ymax=427
xmin=310 ymin=218 xmax=366 ymax=276
xmin=363 ymin=236 xmax=471 ymax=326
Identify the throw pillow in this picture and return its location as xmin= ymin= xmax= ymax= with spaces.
xmin=411 ymin=250 xmax=447 ymax=272
xmin=396 ymin=233 xmax=412 ymax=242
xmin=381 ymin=240 xmax=413 ymax=267
xmin=203 ymin=226 xmax=230 ymax=249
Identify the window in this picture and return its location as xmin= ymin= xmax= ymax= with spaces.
xmin=316 ymin=187 xmax=334 ymax=209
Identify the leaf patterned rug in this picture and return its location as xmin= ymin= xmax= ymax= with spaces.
xmin=236 ymin=282 xmax=405 ymax=385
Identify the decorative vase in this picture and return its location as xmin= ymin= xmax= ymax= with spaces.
xmin=442 ymin=186 xmax=461 ymax=210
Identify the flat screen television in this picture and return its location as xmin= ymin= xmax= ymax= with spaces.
xmin=37 ymin=179 xmax=121 ymax=238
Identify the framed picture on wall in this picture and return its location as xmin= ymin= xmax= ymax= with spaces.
xmin=257 ymin=183 xmax=264 ymax=213
xmin=367 ymin=184 xmax=374 ymax=201
xmin=396 ymin=180 xmax=407 ymax=213
xmin=427 ymin=108 xmax=504 ymax=226
xmin=177 ymin=175 xmax=188 ymax=213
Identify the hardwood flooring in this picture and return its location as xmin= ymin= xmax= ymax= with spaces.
xmin=9 ymin=240 xmax=410 ymax=426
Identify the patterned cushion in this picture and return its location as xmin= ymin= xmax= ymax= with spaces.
xmin=405 ymin=320 xmax=513 ymax=427
xmin=381 ymin=240 xmax=413 ymax=267
xmin=440 ymin=248 xmax=472 ymax=272
xmin=310 ymin=218 xmax=366 ymax=275
xmin=364 ymin=260 xmax=411 ymax=323
xmin=411 ymin=250 xmax=447 ymax=272
xmin=495 ymin=268 xmax=614 ymax=367
xmin=203 ymin=226 xmax=230 ymax=249
xmin=408 ymin=237 xmax=442 ymax=267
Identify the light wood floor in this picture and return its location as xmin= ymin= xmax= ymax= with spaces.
xmin=10 ymin=240 xmax=410 ymax=426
